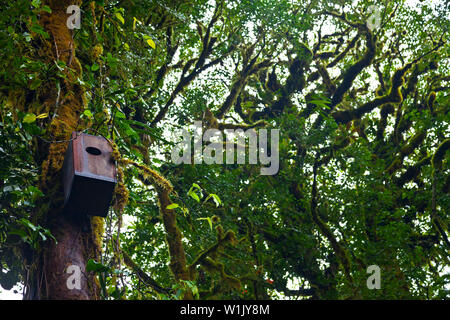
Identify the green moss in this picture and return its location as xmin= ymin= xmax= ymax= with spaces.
xmin=400 ymin=131 xmax=426 ymax=157
xmin=432 ymin=139 xmax=450 ymax=170
xmin=91 ymin=216 xmax=105 ymax=255
xmin=427 ymin=91 xmax=436 ymax=112
xmin=386 ymin=159 xmax=402 ymax=174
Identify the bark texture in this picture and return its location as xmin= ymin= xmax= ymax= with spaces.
xmin=25 ymin=0 xmax=102 ymax=300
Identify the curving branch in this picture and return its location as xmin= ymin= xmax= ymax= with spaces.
xmin=122 ymin=250 xmax=171 ymax=295
xmin=329 ymin=27 xmax=376 ymax=109
xmin=311 ymin=162 xmax=353 ymax=283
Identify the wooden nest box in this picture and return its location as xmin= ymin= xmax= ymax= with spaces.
xmin=62 ymin=132 xmax=117 ymax=217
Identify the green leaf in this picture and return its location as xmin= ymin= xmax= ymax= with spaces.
xmin=205 ymin=193 xmax=222 ymax=207
xmin=36 ymin=113 xmax=48 ymax=119
xmin=188 ymin=183 xmax=202 ymax=202
xmin=23 ymin=113 xmax=36 ymax=124
xmin=86 ymin=259 xmax=110 ymax=273
xmin=197 ymin=217 xmax=213 ymax=230
xmin=39 ymin=231 xmax=47 ymax=241
xmin=181 ymin=206 xmax=190 ymax=216
xmin=146 ymin=38 xmax=156 ymax=49
xmin=133 ymin=17 xmax=141 ymax=30
xmin=115 ymin=12 xmax=125 ymax=24
xmin=41 ymin=228 xmax=56 ymax=243
xmin=20 ymin=218 xmax=37 ymax=231
xmin=91 ymin=63 xmax=100 ymax=71
xmin=309 ymin=100 xmax=330 ymax=109
xmin=166 ymin=203 xmax=180 ymax=210
xmin=188 ymin=189 xmax=200 ymax=202
xmin=31 ymin=0 xmax=41 ymax=8
xmin=83 ymin=109 xmax=93 ymax=118
xmin=23 ymin=32 xmax=31 ymax=42
xmin=41 ymin=5 xmax=52 ymax=13
xmin=115 ymin=111 xmax=126 ymax=119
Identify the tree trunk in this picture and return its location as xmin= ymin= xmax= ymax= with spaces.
xmin=25 ymin=0 xmax=102 ymax=300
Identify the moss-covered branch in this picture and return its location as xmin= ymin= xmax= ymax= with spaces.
xmin=395 ymin=155 xmax=431 ymax=187
xmin=311 ymin=164 xmax=353 ymax=283
xmin=332 ymin=60 xmax=416 ymax=124
xmin=330 ymin=28 xmax=376 ymax=109
xmin=187 ymin=223 xmax=241 ymax=291
xmin=120 ymin=158 xmax=192 ymax=289
xmin=122 ymin=250 xmax=171 ymax=295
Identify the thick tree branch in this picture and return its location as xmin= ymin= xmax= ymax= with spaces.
xmin=330 ymin=28 xmax=376 ymax=109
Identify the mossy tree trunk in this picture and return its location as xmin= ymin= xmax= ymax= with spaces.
xmin=25 ymin=0 xmax=103 ymax=300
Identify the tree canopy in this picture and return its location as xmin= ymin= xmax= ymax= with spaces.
xmin=0 ymin=0 xmax=449 ymax=300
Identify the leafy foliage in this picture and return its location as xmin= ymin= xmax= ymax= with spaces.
xmin=0 ymin=0 xmax=449 ymax=299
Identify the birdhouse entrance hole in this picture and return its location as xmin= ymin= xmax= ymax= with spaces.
xmin=86 ymin=146 xmax=102 ymax=156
